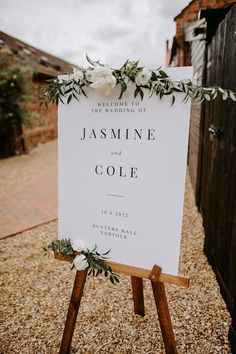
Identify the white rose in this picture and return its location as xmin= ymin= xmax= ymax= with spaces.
xmin=85 ymin=69 xmax=93 ymax=82
xmin=72 ymin=67 xmax=84 ymax=81
xmin=73 ymin=255 xmax=89 ymax=271
xmin=70 ymin=239 xmax=86 ymax=252
xmin=135 ymin=68 xmax=152 ymax=86
xmin=89 ymin=66 xmax=116 ymax=96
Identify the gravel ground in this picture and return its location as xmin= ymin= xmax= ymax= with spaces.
xmin=0 ymin=141 xmax=232 ymax=353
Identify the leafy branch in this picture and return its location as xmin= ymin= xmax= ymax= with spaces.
xmin=39 ymin=57 xmax=236 ymax=107
xmin=82 ymin=246 xmax=120 ymax=284
xmin=44 ymin=239 xmax=120 ymax=284
xmin=43 ymin=238 xmax=74 ymax=257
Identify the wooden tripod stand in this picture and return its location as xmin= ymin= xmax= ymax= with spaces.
xmin=56 ymin=255 xmax=189 ymax=354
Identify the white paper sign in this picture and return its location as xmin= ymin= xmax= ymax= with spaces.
xmin=58 ymin=67 xmax=193 ymax=276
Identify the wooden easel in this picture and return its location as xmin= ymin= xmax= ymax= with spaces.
xmin=56 ymin=253 xmax=189 ymax=354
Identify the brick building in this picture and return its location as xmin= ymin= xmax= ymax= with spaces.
xmin=0 ymin=31 xmax=74 ymax=156
xmin=167 ymin=0 xmax=236 ymax=67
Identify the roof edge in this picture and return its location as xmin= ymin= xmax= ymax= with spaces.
xmin=174 ymin=0 xmax=196 ymax=21
xmin=0 ymin=30 xmax=75 ymax=69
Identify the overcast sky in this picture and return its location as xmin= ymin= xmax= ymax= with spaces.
xmin=0 ymin=0 xmax=190 ymax=68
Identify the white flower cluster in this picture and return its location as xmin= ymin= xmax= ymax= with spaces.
xmin=72 ymin=67 xmax=83 ymax=81
xmin=89 ymin=66 xmax=116 ymax=96
xmin=135 ymin=68 xmax=152 ymax=86
xmin=70 ymin=239 xmax=86 ymax=252
xmin=70 ymin=239 xmax=88 ymax=271
xmin=73 ymin=254 xmax=88 ymax=271
xmin=72 ymin=65 xmax=116 ymax=96
xmin=71 ymin=65 xmax=152 ymax=97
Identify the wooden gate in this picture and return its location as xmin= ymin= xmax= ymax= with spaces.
xmin=198 ymin=5 xmax=236 ymax=350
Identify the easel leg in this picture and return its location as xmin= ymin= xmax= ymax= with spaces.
xmin=131 ymin=276 xmax=145 ymax=316
xmin=59 ymin=270 xmax=87 ymax=354
xmin=151 ymin=281 xmax=177 ymax=354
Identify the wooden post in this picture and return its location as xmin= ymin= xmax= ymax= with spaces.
xmin=149 ymin=265 xmax=178 ymax=354
xmin=59 ymin=270 xmax=87 ymax=354
xmin=131 ymin=276 xmax=145 ymax=316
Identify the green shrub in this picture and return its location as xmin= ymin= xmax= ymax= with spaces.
xmin=0 ymin=51 xmax=31 ymax=157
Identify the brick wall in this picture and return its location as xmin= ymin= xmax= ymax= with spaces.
xmin=0 ymin=32 xmax=74 ymax=157
xmin=23 ymin=83 xmax=57 ymax=150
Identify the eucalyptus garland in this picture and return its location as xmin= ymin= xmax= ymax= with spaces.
xmin=44 ymin=239 xmax=120 ymax=284
xmin=40 ymin=55 xmax=236 ymax=106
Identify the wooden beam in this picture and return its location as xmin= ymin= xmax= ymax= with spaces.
xmin=131 ymin=276 xmax=145 ymax=316
xmin=59 ymin=270 xmax=87 ymax=354
xmin=54 ymin=252 xmax=190 ymax=288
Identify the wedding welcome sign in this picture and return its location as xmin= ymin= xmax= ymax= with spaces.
xmin=44 ymin=60 xmax=234 ymax=353
xmin=58 ymin=66 xmax=193 ymax=277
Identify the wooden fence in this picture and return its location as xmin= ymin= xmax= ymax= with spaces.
xmin=192 ymin=5 xmax=236 ymax=351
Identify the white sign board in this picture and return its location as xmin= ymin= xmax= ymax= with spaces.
xmin=58 ymin=67 xmax=193 ymax=276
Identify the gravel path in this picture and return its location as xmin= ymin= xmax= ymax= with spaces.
xmin=0 ymin=141 xmax=232 ymax=353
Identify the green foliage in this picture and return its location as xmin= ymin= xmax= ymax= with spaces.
xmin=83 ymin=245 xmax=120 ymax=284
xmin=39 ymin=57 xmax=236 ymax=106
xmin=0 ymin=52 xmax=31 ymax=156
xmin=44 ymin=238 xmax=74 ymax=257
xmin=0 ymin=52 xmax=31 ymax=127
xmin=44 ymin=239 xmax=120 ymax=284
xmin=39 ymin=77 xmax=88 ymax=107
